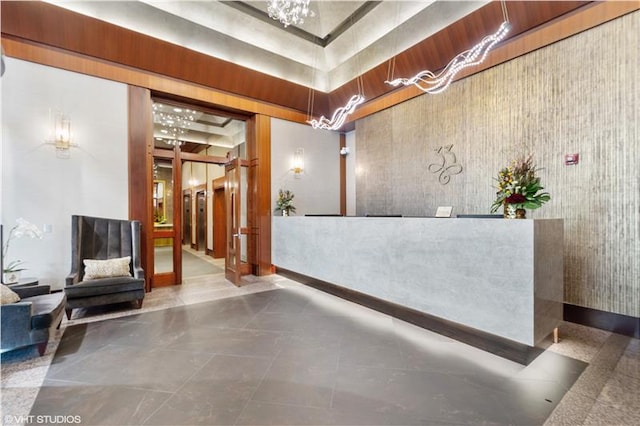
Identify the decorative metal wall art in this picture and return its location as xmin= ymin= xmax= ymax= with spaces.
xmin=428 ymin=145 xmax=463 ymax=185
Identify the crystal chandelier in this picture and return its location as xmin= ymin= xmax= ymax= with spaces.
xmin=152 ymin=104 xmax=197 ymax=147
xmin=267 ymin=0 xmax=314 ymax=28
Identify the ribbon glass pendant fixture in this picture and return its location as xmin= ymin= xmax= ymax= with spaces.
xmin=307 ymin=93 xmax=365 ymax=130
xmin=386 ymin=1 xmax=511 ymax=94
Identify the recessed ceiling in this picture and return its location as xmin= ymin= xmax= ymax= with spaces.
xmin=45 ymin=0 xmax=490 ymax=92
xmin=152 ymin=101 xmax=246 ymax=152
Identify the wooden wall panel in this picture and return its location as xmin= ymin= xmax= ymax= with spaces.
xmin=328 ymin=1 xmax=588 ymax=114
xmin=356 ymin=10 xmax=640 ymax=318
xmin=248 ymin=115 xmax=273 ymax=275
xmin=128 ymin=86 xmax=153 ymax=291
xmin=2 ymin=0 xmax=601 ymax=122
xmin=0 ymin=0 xmax=330 ymax=116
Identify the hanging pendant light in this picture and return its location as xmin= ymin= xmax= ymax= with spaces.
xmin=307 ymin=94 xmax=365 ymax=130
xmin=386 ymin=1 xmax=511 ymax=94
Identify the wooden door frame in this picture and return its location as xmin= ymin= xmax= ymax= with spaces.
xmin=129 ymin=93 xmax=272 ymax=290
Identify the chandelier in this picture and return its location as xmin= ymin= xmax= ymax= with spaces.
xmin=385 ymin=21 xmax=511 ymax=94
xmin=307 ymin=94 xmax=365 ymax=130
xmin=267 ymin=0 xmax=314 ymax=28
xmin=152 ymin=104 xmax=197 ymax=147
xmin=385 ymin=1 xmax=511 ymax=94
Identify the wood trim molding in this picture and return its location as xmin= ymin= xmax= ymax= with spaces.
xmin=128 ymin=86 xmax=153 ymax=292
xmin=3 ymin=2 xmax=637 ymax=126
xmin=249 ymin=114 xmax=272 ymax=276
xmin=1 ymin=36 xmax=309 ymax=125
xmin=339 ymin=133 xmax=346 ymax=216
xmin=345 ymin=0 xmax=640 ymax=125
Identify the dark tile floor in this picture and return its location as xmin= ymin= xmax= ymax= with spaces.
xmin=28 ymin=286 xmax=587 ymax=425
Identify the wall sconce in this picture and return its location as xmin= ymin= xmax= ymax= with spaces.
xmin=340 ymin=146 xmax=350 ymax=156
xmin=292 ymin=147 xmax=304 ymax=178
xmin=45 ymin=110 xmax=78 ymax=159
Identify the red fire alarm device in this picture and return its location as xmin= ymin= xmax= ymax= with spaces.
xmin=565 ymin=153 xmax=579 ymax=165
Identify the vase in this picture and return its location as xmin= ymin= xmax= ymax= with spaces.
xmin=282 ymin=210 xmax=289 ymax=217
xmin=503 ymin=203 xmax=526 ymax=219
xmin=3 ymin=270 xmax=20 ymax=284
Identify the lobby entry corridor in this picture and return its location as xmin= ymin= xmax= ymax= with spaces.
xmin=16 ymin=279 xmax=596 ymax=425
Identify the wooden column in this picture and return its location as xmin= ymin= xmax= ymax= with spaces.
xmin=339 ymin=133 xmax=347 ymax=216
xmin=248 ymin=114 xmax=272 ymax=275
xmin=128 ymin=86 xmax=153 ymax=292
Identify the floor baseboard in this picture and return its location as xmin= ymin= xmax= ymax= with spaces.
xmin=276 ymin=267 xmax=547 ymax=365
xmin=564 ymin=303 xmax=640 ymax=338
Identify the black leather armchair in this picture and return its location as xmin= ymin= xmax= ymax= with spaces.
xmin=64 ymin=215 xmax=145 ymax=320
xmin=1 ymin=285 xmax=66 ymax=357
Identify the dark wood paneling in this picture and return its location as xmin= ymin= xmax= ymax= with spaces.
xmin=345 ymin=0 xmax=638 ymax=125
xmin=339 ymin=133 xmax=346 ymax=216
xmin=0 ymin=0 xmax=330 ymax=116
xmin=329 ymin=1 xmax=589 ymax=113
xmin=2 ymin=0 xmax=595 ymax=120
xmin=565 ymin=304 xmax=640 ymax=339
xmin=248 ymin=115 xmax=272 ymax=276
xmin=276 ymin=268 xmax=561 ymax=365
xmin=128 ymin=86 xmax=153 ymax=292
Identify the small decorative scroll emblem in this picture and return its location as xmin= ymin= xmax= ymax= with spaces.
xmin=428 ymin=145 xmax=463 ymax=185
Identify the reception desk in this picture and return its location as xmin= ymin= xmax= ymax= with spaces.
xmin=272 ymin=216 xmax=563 ymax=363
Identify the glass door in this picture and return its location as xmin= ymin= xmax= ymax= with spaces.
xmin=152 ymin=156 xmax=177 ymax=287
xmin=224 ymin=157 xmax=250 ymax=285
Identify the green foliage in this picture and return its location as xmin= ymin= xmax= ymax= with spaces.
xmin=490 ymin=155 xmax=551 ymax=213
xmin=275 ymin=189 xmax=296 ymax=214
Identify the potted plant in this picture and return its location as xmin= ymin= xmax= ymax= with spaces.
xmin=275 ymin=189 xmax=296 ymax=216
xmin=490 ymin=154 xmax=551 ymax=218
xmin=2 ymin=218 xmax=43 ymax=283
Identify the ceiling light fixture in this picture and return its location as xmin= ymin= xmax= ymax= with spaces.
xmin=267 ymin=0 xmax=314 ymax=28
xmin=153 ymin=103 xmax=197 ymax=147
xmin=307 ymin=94 xmax=365 ymax=130
xmin=308 ymin=12 xmax=365 ymax=131
xmin=386 ymin=2 xmax=511 ymax=94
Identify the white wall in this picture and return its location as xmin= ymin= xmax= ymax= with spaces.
xmin=271 ymin=118 xmax=340 ymax=216
xmin=1 ymin=58 xmax=128 ymax=290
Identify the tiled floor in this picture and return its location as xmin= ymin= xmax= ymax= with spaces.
xmin=1 ymin=271 xmax=639 ymax=425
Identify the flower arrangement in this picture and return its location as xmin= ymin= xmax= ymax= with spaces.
xmin=275 ymin=189 xmax=296 ymax=215
xmin=490 ymin=155 xmax=551 ymax=213
xmin=2 ymin=218 xmax=43 ymax=273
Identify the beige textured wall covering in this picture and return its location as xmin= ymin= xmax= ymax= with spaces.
xmin=356 ymin=12 xmax=639 ymax=318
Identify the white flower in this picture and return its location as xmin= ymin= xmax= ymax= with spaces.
xmin=3 ymin=218 xmax=43 ymax=272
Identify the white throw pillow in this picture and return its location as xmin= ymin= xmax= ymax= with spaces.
xmin=83 ymin=256 xmax=132 ymax=280
xmin=0 ymin=284 xmax=21 ymax=304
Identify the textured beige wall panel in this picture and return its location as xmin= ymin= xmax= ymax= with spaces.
xmin=356 ymin=11 xmax=639 ymax=317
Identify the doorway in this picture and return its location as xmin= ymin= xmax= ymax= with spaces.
xmin=150 ymin=98 xmax=253 ymax=287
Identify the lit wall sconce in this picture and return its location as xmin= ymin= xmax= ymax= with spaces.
xmin=45 ymin=109 xmax=78 ymax=159
xmin=292 ymin=147 xmax=304 ymax=178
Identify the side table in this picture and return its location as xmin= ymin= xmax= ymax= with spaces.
xmin=7 ymin=277 xmax=39 ymax=289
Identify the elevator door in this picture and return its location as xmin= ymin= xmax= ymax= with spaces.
xmin=196 ymin=190 xmax=206 ymax=251
xmin=182 ymin=192 xmax=191 ymax=246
